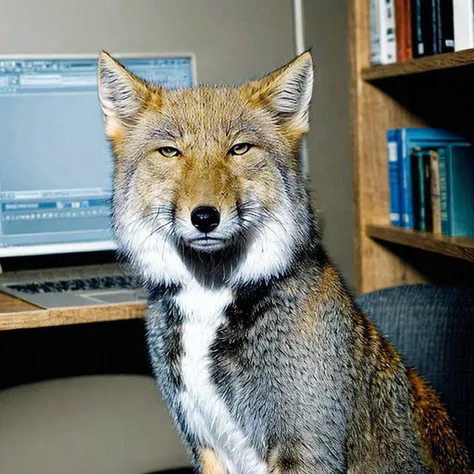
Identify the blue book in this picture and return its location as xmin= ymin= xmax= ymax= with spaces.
xmin=387 ymin=130 xmax=401 ymax=226
xmin=439 ymin=144 xmax=474 ymax=237
xmin=439 ymin=147 xmax=449 ymax=235
xmin=396 ymin=128 xmax=467 ymax=229
xmin=411 ymin=148 xmax=432 ymax=232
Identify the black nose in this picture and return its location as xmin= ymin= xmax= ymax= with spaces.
xmin=191 ymin=206 xmax=220 ymax=233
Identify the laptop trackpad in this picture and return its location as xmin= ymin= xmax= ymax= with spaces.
xmin=80 ymin=290 xmax=147 ymax=305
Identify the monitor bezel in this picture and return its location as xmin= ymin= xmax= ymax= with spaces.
xmin=0 ymin=52 xmax=197 ymax=258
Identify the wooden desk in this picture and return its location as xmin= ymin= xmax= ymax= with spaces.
xmin=0 ymin=293 xmax=146 ymax=331
xmin=0 ymin=264 xmax=147 ymax=331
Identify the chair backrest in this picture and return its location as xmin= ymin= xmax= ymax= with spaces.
xmin=0 ymin=375 xmax=191 ymax=474
xmin=356 ymin=284 xmax=474 ymax=459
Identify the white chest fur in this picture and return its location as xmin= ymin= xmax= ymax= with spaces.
xmin=175 ymin=282 xmax=267 ymax=474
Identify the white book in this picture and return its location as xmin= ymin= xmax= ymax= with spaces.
xmin=371 ymin=0 xmax=381 ymax=65
xmin=453 ymin=0 xmax=474 ymax=51
xmin=379 ymin=0 xmax=397 ymax=64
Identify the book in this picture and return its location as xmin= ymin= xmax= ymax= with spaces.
xmin=435 ymin=0 xmax=455 ymax=53
xmin=371 ymin=0 xmax=381 ymax=64
xmin=411 ymin=149 xmax=433 ymax=232
xmin=405 ymin=0 xmax=413 ymax=58
xmin=429 ymin=150 xmax=442 ymax=233
xmin=394 ymin=128 xmax=466 ymax=228
xmin=411 ymin=0 xmax=437 ymax=57
xmin=396 ymin=0 xmax=414 ymax=60
xmin=380 ymin=0 xmax=398 ymax=63
xmin=411 ymin=0 xmax=423 ymax=57
xmin=439 ymin=144 xmax=474 ymax=236
xmin=423 ymin=152 xmax=433 ymax=232
xmin=453 ymin=0 xmax=474 ymax=51
xmin=396 ymin=0 xmax=408 ymax=60
xmin=387 ymin=130 xmax=401 ymax=226
xmin=411 ymin=149 xmax=426 ymax=231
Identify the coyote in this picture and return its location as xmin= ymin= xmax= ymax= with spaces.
xmin=98 ymin=51 xmax=471 ymax=473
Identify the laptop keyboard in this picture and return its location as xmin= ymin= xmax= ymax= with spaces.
xmin=6 ymin=275 xmax=142 ymax=294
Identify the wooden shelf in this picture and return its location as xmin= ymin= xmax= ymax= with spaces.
xmin=362 ymin=48 xmax=474 ymax=81
xmin=366 ymin=224 xmax=474 ymax=263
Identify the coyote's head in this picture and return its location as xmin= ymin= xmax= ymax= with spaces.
xmin=98 ymin=52 xmax=315 ymax=285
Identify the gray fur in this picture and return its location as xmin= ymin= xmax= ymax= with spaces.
xmin=99 ymin=51 xmax=470 ymax=474
xmin=145 ymin=253 xmax=432 ymax=473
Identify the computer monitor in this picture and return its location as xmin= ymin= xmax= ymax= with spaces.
xmin=0 ymin=53 xmax=196 ymax=257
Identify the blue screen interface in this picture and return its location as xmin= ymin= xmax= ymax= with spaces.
xmin=0 ymin=55 xmax=194 ymax=255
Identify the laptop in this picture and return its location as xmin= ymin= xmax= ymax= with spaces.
xmin=0 ymin=268 xmax=147 ymax=308
xmin=0 ymin=53 xmax=196 ymax=308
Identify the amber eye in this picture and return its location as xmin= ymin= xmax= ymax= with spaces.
xmin=229 ymin=143 xmax=252 ymax=156
xmin=157 ymin=146 xmax=180 ymax=158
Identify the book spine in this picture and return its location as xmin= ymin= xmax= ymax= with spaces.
xmin=387 ymin=130 xmax=401 ymax=226
xmin=438 ymin=147 xmax=450 ymax=235
xmin=380 ymin=0 xmax=397 ymax=63
xmin=430 ymin=0 xmax=438 ymax=55
xmin=395 ymin=0 xmax=407 ymax=61
xmin=399 ymin=129 xmax=414 ymax=228
xmin=423 ymin=153 xmax=433 ymax=232
xmin=412 ymin=0 xmax=424 ymax=56
xmin=453 ymin=0 xmax=474 ymax=51
xmin=436 ymin=0 xmax=455 ymax=53
xmin=412 ymin=0 xmax=437 ymax=56
xmin=430 ymin=150 xmax=442 ymax=233
xmin=445 ymin=145 xmax=474 ymax=236
xmin=405 ymin=0 xmax=413 ymax=58
xmin=371 ymin=0 xmax=382 ymax=64
xmin=411 ymin=150 xmax=426 ymax=231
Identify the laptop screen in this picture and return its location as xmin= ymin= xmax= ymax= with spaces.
xmin=0 ymin=54 xmax=195 ymax=257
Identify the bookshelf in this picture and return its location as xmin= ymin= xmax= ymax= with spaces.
xmin=348 ymin=0 xmax=474 ymax=293
xmin=362 ymin=48 xmax=474 ymax=81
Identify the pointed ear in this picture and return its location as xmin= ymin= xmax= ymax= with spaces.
xmin=246 ymin=51 xmax=313 ymax=131
xmin=97 ymin=51 xmax=151 ymax=137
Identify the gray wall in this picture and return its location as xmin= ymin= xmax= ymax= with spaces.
xmin=0 ymin=0 xmax=294 ymax=84
xmin=304 ymin=0 xmax=353 ymax=286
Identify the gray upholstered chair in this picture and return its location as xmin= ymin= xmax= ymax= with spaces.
xmin=356 ymin=284 xmax=474 ymax=458
xmin=0 ymin=375 xmax=192 ymax=474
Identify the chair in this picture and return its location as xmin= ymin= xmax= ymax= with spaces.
xmin=0 ymin=374 xmax=192 ymax=474
xmin=355 ymin=284 xmax=474 ymax=458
